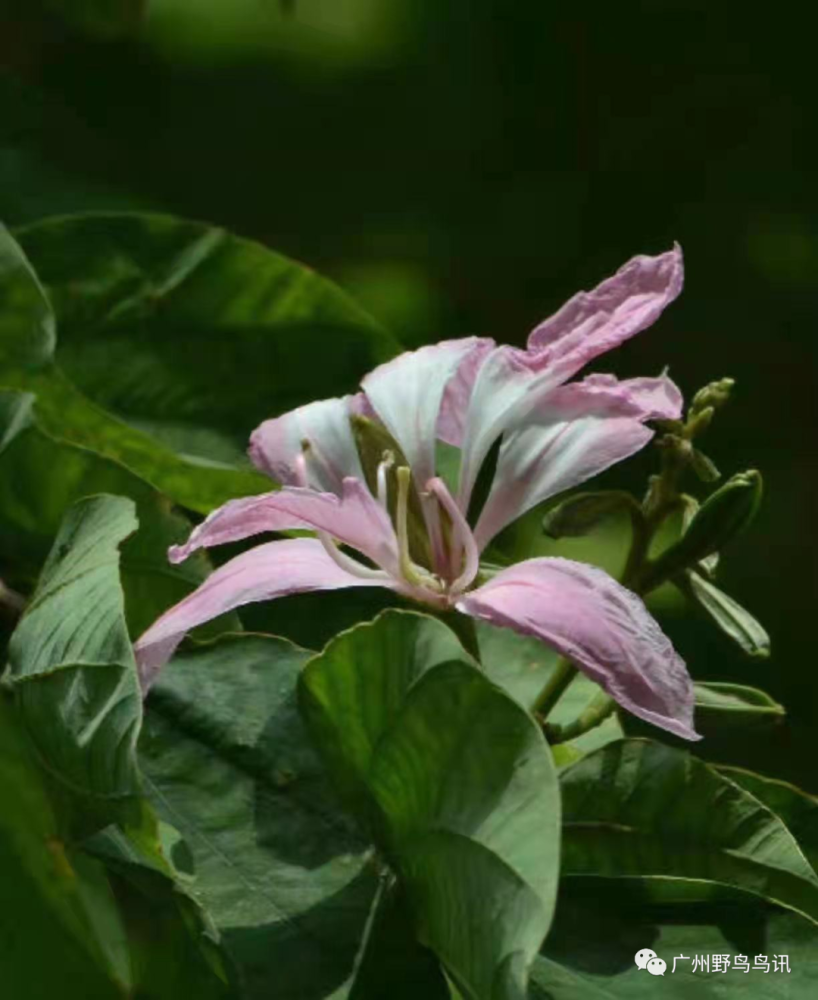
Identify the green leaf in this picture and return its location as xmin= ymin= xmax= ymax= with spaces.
xmin=139 ymin=632 xmax=400 ymax=1000
xmin=6 ymin=494 xmax=143 ymax=801
xmin=298 ymin=610 xmax=472 ymax=817
xmin=679 ymin=570 xmax=771 ymax=658
xmin=560 ymin=738 xmax=818 ymax=925
xmin=694 ymin=682 xmax=785 ymax=731
xmin=0 ymin=422 xmax=242 ymax=645
xmin=15 ymin=211 xmax=399 ymax=458
xmin=533 ymin=879 xmax=818 ymax=998
xmin=12 ymin=364 xmax=270 ymax=515
xmin=345 ymin=880 xmax=450 ymax=1000
xmin=84 ymin=816 xmax=238 ymax=999
xmin=0 ymin=221 xmax=55 ymax=368
xmin=717 ymin=767 xmax=818 ymax=872
xmin=0 ymin=693 xmax=234 ymax=998
xmin=0 ymin=213 xmax=401 ymax=514
xmin=476 ymin=620 xmax=559 ymax=711
xmin=0 ymin=695 xmax=131 ymax=999
xmin=299 ymin=610 xmax=561 ymax=999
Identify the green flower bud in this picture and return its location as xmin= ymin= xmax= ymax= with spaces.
xmin=685 ymin=469 xmax=762 ymax=550
xmin=542 ymin=491 xmax=641 ymax=539
xmin=690 ymin=377 xmax=735 ymax=415
xmin=690 ymin=448 xmax=721 ymax=482
xmin=637 ymin=470 xmax=762 ymax=591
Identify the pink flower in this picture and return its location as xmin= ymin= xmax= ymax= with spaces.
xmin=135 ymin=245 xmax=699 ymax=741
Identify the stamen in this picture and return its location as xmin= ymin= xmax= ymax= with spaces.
xmin=377 ymin=450 xmax=395 ymax=509
xmin=426 ymin=477 xmax=479 ymax=593
xmin=316 ymin=531 xmax=392 ymax=581
xmin=396 ymin=466 xmax=443 ymax=592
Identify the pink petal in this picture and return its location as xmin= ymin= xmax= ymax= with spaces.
xmin=527 ymin=244 xmax=684 ymax=368
xmin=456 ymin=345 xmax=552 ymax=510
xmin=135 ymin=538 xmax=392 ymax=691
xmin=361 ymin=337 xmax=488 ymax=488
xmin=473 ymin=374 xmax=682 ymax=549
xmin=436 ymin=337 xmax=496 ymax=447
xmin=249 ymin=396 xmax=364 ymax=493
xmin=457 ymin=247 xmax=683 ymax=513
xmin=169 ymin=477 xmax=400 ymax=577
xmin=457 ymin=558 xmax=699 ymax=741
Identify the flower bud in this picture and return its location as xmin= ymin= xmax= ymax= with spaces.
xmin=638 ymin=471 xmax=762 ymax=591
xmin=690 ymin=448 xmax=721 ymax=482
xmin=690 ymin=377 xmax=735 ymax=415
xmin=683 ymin=469 xmax=762 ymax=552
xmin=542 ymin=491 xmax=641 ymax=539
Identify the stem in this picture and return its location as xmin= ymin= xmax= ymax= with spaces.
xmin=620 ymin=502 xmax=652 ymax=589
xmin=548 ymin=692 xmax=616 ymax=743
xmin=532 ymin=656 xmax=577 ymax=719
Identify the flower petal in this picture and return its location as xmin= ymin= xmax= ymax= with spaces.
xmin=457 ymin=247 xmax=683 ymax=512
xmin=473 ymin=374 xmax=682 ymax=549
xmin=169 ymin=477 xmax=400 ymax=577
xmin=361 ymin=337 xmax=488 ymax=488
xmin=436 ymin=337 xmax=496 ymax=447
xmin=135 ymin=538 xmax=391 ymax=691
xmin=457 ymin=557 xmax=699 ymax=741
xmin=249 ymin=396 xmax=364 ymax=493
xmin=527 ymin=244 xmax=684 ymax=367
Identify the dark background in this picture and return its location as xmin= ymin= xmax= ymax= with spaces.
xmin=1 ymin=2 xmax=815 ymax=785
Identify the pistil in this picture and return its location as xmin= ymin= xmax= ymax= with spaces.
xmin=376 ymin=450 xmax=395 ymax=509
xmin=396 ymin=466 xmax=443 ymax=592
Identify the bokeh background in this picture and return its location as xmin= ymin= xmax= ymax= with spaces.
xmin=1 ymin=1 xmax=815 ymax=785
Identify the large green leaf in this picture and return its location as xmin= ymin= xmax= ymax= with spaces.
xmin=299 ymin=610 xmax=561 ymax=1000
xmin=15 ymin=212 xmax=398 ymax=455
xmin=6 ymin=494 xmax=142 ymax=801
xmin=1 ymin=214 xmax=399 ymax=514
xmin=560 ymin=739 xmax=818 ymax=925
xmin=533 ymin=879 xmax=818 ymax=998
xmin=0 ymin=423 xmax=240 ymax=638
xmin=0 ymin=692 xmax=235 ymax=999
xmin=718 ymin=767 xmax=818 ymax=872
xmin=82 ymin=816 xmax=238 ymax=1000
xmin=0 ymin=696 xmax=132 ymax=999
xmin=139 ymin=632 xmax=435 ymax=1000
xmin=7 ymin=364 xmax=270 ymax=515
